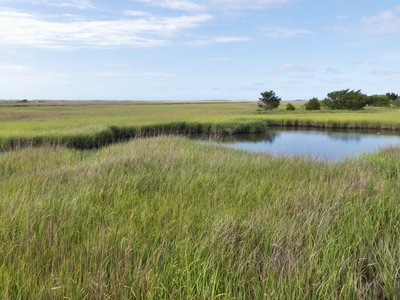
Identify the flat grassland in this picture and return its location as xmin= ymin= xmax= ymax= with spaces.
xmin=0 ymin=101 xmax=400 ymax=298
xmin=1 ymin=101 xmax=400 ymax=141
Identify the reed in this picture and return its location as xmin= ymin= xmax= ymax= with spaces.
xmin=1 ymin=101 xmax=399 ymax=298
xmin=0 ymin=137 xmax=399 ymax=298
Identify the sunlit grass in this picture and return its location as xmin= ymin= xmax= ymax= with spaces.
xmin=1 ymin=101 xmax=400 ymax=150
xmin=1 ymin=101 xmax=399 ymax=298
xmin=0 ymin=137 xmax=399 ymax=298
xmin=0 ymin=101 xmax=399 ymax=137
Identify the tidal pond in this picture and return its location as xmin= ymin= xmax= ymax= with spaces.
xmin=209 ymin=129 xmax=400 ymax=161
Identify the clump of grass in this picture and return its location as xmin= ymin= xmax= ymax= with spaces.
xmin=0 ymin=121 xmax=271 ymax=151
xmin=0 ymin=137 xmax=399 ymax=298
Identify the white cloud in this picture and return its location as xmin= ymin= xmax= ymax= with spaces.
xmin=361 ymin=6 xmax=400 ymax=34
xmin=0 ymin=9 xmax=212 ymax=49
xmin=134 ymin=0 xmax=205 ymax=12
xmin=265 ymin=26 xmax=312 ymax=38
xmin=123 ymin=10 xmax=154 ymax=18
xmin=214 ymin=36 xmax=250 ymax=43
xmin=134 ymin=0 xmax=290 ymax=11
xmin=95 ymin=71 xmax=175 ymax=77
xmin=0 ymin=63 xmax=31 ymax=74
xmin=0 ymin=0 xmax=95 ymax=9
xmin=54 ymin=0 xmax=94 ymax=9
xmin=209 ymin=0 xmax=289 ymax=9
xmin=187 ymin=36 xmax=250 ymax=45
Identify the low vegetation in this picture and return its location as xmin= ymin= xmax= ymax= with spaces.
xmin=1 ymin=101 xmax=400 ymax=151
xmin=393 ymin=99 xmax=400 ymax=108
xmin=310 ymin=90 xmax=398 ymax=111
xmin=366 ymin=94 xmax=390 ymax=107
xmin=286 ymin=103 xmax=296 ymax=111
xmin=304 ymin=98 xmax=321 ymax=110
xmin=321 ymin=89 xmax=368 ymax=110
xmin=0 ymin=137 xmax=399 ymax=298
xmin=386 ymin=93 xmax=399 ymax=102
xmin=0 ymin=99 xmax=400 ymax=298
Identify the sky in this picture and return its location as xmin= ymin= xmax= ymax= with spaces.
xmin=0 ymin=0 xmax=399 ymax=100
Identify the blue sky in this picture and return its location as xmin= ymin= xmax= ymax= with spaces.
xmin=0 ymin=0 xmax=399 ymax=100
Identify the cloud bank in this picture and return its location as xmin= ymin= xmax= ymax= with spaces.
xmin=0 ymin=9 xmax=212 ymax=49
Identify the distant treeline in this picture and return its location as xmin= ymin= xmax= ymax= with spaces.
xmin=305 ymin=90 xmax=400 ymax=111
xmin=259 ymin=90 xmax=400 ymax=111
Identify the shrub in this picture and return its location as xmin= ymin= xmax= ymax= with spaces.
xmin=17 ymin=99 xmax=29 ymax=103
xmin=286 ymin=103 xmax=296 ymax=111
xmin=392 ymin=99 xmax=400 ymax=108
xmin=258 ymin=90 xmax=281 ymax=110
xmin=320 ymin=99 xmax=330 ymax=109
xmin=366 ymin=95 xmax=390 ymax=107
xmin=386 ymin=92 xmax=399 ymax=101
xmin=304 ymin=98 xmax=321 ymax=110
xmin=324 ymin=89 xmax=367 ymax=110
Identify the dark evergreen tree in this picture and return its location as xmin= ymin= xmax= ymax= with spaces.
xmin=258 ymin=90 xmax=281 ymax=110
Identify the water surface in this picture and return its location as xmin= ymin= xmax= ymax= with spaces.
xmin=211 ymin=129 xmax=400 ymax=161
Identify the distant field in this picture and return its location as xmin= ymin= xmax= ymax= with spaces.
xmin=0 ymin=101 xmax=400 ymax=149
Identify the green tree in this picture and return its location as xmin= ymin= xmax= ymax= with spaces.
xmin=320 ymin=99 xmax=330 ymax=109
xmin=324 ymin=89 xmax=367 ymax=110
xmin=386 ymin=92 xmax=399 ymax=101
xmin=258 ymin=90 xmax=281 ymax=110
xmin=366 ymin=95 xmax=390 ymax=107
xmin=286 ymin=103 xmax=296 ymax=111
xmin=304 ymin=98 xmax=321 ymax=110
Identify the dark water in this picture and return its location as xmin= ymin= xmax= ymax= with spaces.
xmin=210 ymin=129 xmax=400 ymax=161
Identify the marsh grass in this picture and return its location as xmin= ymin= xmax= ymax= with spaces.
xmin=1 ymin=119 xmax=400 ymax=152
xmin=1 ymin=102 xmax=400 ymax=151
xmin=1 ymin=101 xmax=400 ymax=298
xmin=0 ymin=137 xmax=399 ymax=298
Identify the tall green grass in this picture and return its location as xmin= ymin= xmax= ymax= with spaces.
xmin=0 ymin=137 xmax=399 ymax=298
xmin=1 ymin=118 xmax=399 ymax=151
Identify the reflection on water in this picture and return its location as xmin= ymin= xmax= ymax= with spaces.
xmin=219 ymin=132 xmax=280 ymax=143
xmin=207 ymin=129 xmax=400 ymax=161
xmin=325 ymin=132 xmax=363 ymax=142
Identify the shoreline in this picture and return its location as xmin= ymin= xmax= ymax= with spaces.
xmin=1 ymin=119 xmax=400 ymax=151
